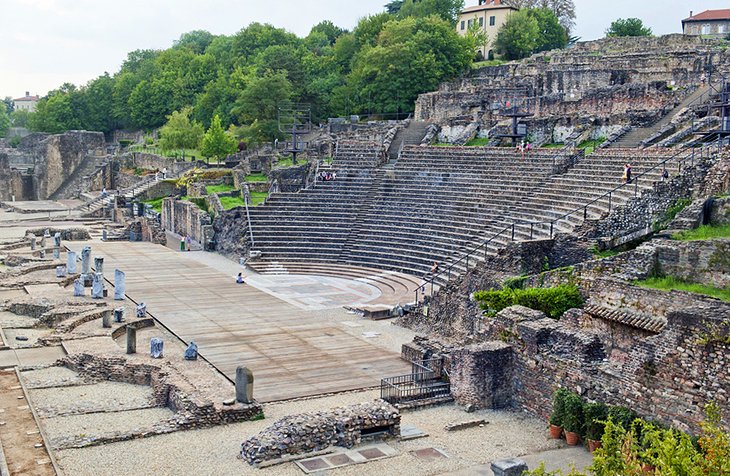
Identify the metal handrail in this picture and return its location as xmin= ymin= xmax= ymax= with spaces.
xmin=420 ymin=139 xmax=718 ymax=299
xmin=243 ymin=194 xmax=255 ymax=248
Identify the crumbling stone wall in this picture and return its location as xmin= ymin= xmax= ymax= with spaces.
xmin=0 ymin=153 xmax=27 ymax=201
xmin=160 ymin=198 xmax=213 ymax=247
xmin=212 ymin=208 xmax=250 ymax=260
xmin=240 ymin=400 xmax=400 ymax=466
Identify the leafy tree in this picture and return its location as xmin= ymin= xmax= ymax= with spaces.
xmin=528 ymin=8 xmax=568 ymax=52
xmin=174 ymin=30 xmax=216 ymax=54
xmin=503 ymin=0 xmax=576 ymax=33
xmin=397 ymin=0 xmax=465 ymax=24
xmin=0 ymin=103 xmax=10 ymax=137
xmin=605 ymin=18 xmax=652 ymax=37
xmin=385 ymin=0 xmax=404 ymax=14
xmin=158 ymin=107 xmax=204 ymax=159
xmin=233 ymin=71 xmax=292 ymax=125
xmin=201 ymin=114 xmax=236 ymax=161
xmin=353 ymin=12 xmax=393 ymax=47
xmin=10 ymin=109 xmax=31 ymax=128
xmin=308 ymin=21 xmax=344 ymax=45
xmin=494 ymin=9 xmax=540 ymax=60
xmin=2 ymin=97 xmax=13 ymax=114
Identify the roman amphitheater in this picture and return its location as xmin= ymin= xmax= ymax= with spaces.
xmin=0 ymin=34 xmax=728 ymax=475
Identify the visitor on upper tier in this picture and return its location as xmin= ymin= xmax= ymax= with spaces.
xmin=236 ymin=273 xmax=245 ymax=284
xmin=662 ymin=168 xmax=669 ymax=181
xmin=431 ymin=261 xmax=440 ymax=274
xmin=526 ymin=142 xmax=533 ymax=155
xmin=101 ymin=188 xmax=107 ymax=198
xmin=623 ymin=164 xmax=632 ymax=184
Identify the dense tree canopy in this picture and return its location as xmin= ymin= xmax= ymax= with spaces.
xmin=158 ymin=107 xmax=204 ymax=158
xmin=24 ymin=6 xmax=479 ymax=140
xmin=495 ymin=8 xmax=567 ymax=60
xmin=605 ymin=18 xmax=653 ymax=37
xmin=0 ymin=103 xmax=10 ymax=138
xmin=201 ymin=114 xmax=237 ymax=160
xmin=503 ymin=0 xmax=576 ymax=32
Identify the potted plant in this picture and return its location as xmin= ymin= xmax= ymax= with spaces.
xmin=549 ymin=388 xmax=570 ymax=439
xmin=584 ymin=401 xmax=609 ymax=452
xmin=562 ymin=392 xmax=584 ymax=446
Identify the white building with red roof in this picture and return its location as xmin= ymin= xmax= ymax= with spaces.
xmin=457 ymin=0 xmax=518 ymax=60
xmin=682 ymin=9 xmax=730 ymax=38
xmin=13 ymin=92 xmax=39 ymax=113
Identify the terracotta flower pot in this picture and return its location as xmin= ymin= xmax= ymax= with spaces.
xmin=587 ymin=439 xmax=602 ymax=453
xmin=549 ymin=424 xmax=563 ymax=439
xmin=564 ymin=431 xmax=580 ymax=446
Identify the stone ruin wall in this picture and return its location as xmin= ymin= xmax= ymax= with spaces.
xmin=240 ymin=400 xmax=400 ymax=466
xmin=161 ymin=198 xmax=213 ymax=247
xmin=415 ymin=35 xmax=730 ymax=143
xmin=0 ymin=152 xmax=28 ymax=201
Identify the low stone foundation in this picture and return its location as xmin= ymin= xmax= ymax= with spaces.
xmin=240 ymin=400 xmax=400 ymax=466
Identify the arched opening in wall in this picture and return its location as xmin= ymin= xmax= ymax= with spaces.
xmin=488 ymin=50 xmax=495 ymax=61
xmin=475 ymin=50 xmax=485 ymax=62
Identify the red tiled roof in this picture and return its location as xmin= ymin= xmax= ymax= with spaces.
xmin=684 ymin=9 xmax=730 ymax=22
xmin=13 ymin=95 xmax=39 ymax=102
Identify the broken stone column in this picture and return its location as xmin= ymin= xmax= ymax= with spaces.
xmin=126 ymin=326 xmax=137 ymax=354
xmin=81 ymin=247 xmax=92 ymax=274
xmin=39 ymin=249 xmax=46 ymax=259
xmin=114 ymin=270 xmax=125 ymax=300
xmin=92 ymin=273 xmax=104 ymax=299
xmin=40 ymin=234 xmax=47 ymax=249
xmin=52 ymin=248 xmax=60 ymax=259
xmin=94 ymin=257 xmax=104 ymax=276
xmin=73 ymin=278 xmax=85 ymax=297
xmin=53 ymin=232 xmax=61 ymax=248
xmin=29 ymin=235 xmax=36 ymax=250
xmin=114 ymin=307 xmax=125 ymax=323
xmin=235 ymin=367 xmax=254 ymax=404
xmin=136 ymin=303 xmax=147 ymax=318
xmin=55 ymin=266 xmax=67 ymax=278
xmin=102 ymin=310 xmax=112 ymax=328
xmin=150 ymin=338 xmax=164 ymax=358
xmin=67 ymin=251 xmax=77 ymax=274
xmin=102 ymin=229 xmax=108 ymax=241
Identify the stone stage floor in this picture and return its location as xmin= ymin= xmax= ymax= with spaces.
xmin=68 ymin=241 xmax=411 ymax=402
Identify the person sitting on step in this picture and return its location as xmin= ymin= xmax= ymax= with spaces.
xmin=236 ymin=273 xmax=245 ymax=284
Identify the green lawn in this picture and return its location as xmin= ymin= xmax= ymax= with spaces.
xmin=672 ymin=224 xmax=730 ymax=241
xmin=471 ymin=59 xmax=506 ymax=69
xmin=274 ymin=158 xmax=294 ymax=168
xmin=244 ymin=173 xmax=269 ymax=183
xmin=542 ymin=143 xmax=565 ymax=149
xmin=578 ymin=138 xmax=606 ymax=156
xmin=219 ymin=192 xmax=269 ymax=210
xmin=143 ymin=197 xmax=165 ymax=212
xmin=465 ymin=137 xmax=490 ymax=147
xmin=206 ymin=184 xmax=235 ymax=195
xmin=250 ymin=192 xmax=268 ymax=206
xmin=634 ymin=276 xmax=730 ymax=302
xmin=592 ymin=248 xmax=620 ymax=259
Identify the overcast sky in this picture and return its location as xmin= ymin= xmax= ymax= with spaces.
xmin=1 ymin=0 xmax=728 ymax=99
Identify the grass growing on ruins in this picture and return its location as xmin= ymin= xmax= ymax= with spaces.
xmin=274 ymin=158 xmax=294 ymax=168
xmin=635 ymin=276 xmax=730 ymax=302
xmin=578 ymin=138 xmax=606 ymax=155
xmin=143 ymin=197 xmax=165 ymax=212
xmin=244 ymin=173 xmax=268 ymax=183
xmin=474 ymin=284 xmax=584 ymax=319
xmin=218 ymin=192 xmax=268 ymax=210
xmin=672 ymin=224 xmax=730 ymax=241
xmin=250 ymin=192 xmax=268 ymax=206
xmin=471 ymin=59 xmax=506 ymax=69
xmin=653 ymin=198 xmax=692 ymax=232
xmin=591 ymin=246 xmax=620 ymax=259
xmin=541 ymin=143 xmax=564 ymax=148
xmin=206 ymin=184 xmax=235 ymax=195
xmin=465 ymin=137 xmax=490 ymax=146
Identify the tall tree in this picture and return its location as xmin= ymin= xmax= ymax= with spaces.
xmin=201 ymin=114 xmax=237 ymax=161
xmin=158 ymin=107 xmax=204 ymax=159
xmin=503 ymin=0 xmax=575 ymax=33
xmin=397 ymin=0 xmax=465 ymax=25
xmin=528 ymin=8 xmax=568 ymax=53
xmin=0 ymin=103 xmax=10 ymax=138
xmin=385 ymin=0 xmax=404 ymax=14
xmin=494 ymin=9 xmax=540 ymax=60
xmin=605 ymin=18 xmax=653 ymax=37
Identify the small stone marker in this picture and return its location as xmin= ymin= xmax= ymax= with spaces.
xmin=53 ymin=232 xmax=61 ymax=247
xmin=29 ymin=235 xmax=36 ymax=250
xmin=491 ymin=458 xmax=528 ymax=476
xmin=38 ymin=250 xmax=45 ymax=259
xmin=67 ymin=251 xmax=77 ymax=274
xmin=114 ymin=270 xmax=126 ymax=300
xmin=40 ymin=235 xmax=46 ymax=249
xmin=445 ymin=419 xmax=487 ymax=432
xmin=73 ymin=278 xmax=84 ymax=297
xmin=150 ymin=338 xmax=163 ymax=358
xmin=91 ymin=273 xmax=104 ymax=299
xmin=102 ymin=229 xmax=108 ymax=241
xmin=94 ymin=257 xmax=104 ymax=276
xmin=235 ymin=366 xmax=254 ymax=404
xmin=102 ymin=310 xmax=112 ymax=328
xmin=114 ymin=307 xmax=125 ymax=323
xmin=136 ymin=303 xmax=147 ymax=318
xmin=126 ymin=326 xmax=137 ymax=354
xmin=52 ymin=248 xmax=60 ymax=259
xmin=55 ymin=266 xmax=67 ymax=278
xmin=184 ymin=342 xmax=198 ymax=360
xmin=81 ymin=247 xmax=91 ymax=275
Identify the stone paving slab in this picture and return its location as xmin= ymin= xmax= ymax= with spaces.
xmin=0 ymin=347 xmax=66 ymax=368
xmin=439 ymin=447 xmax=593 ymax=475
xmin=295 ymin=443 xmax=398 ymax=473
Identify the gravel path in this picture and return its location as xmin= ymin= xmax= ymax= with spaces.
xmin=30 ymin=381 xmax=156 ymax=417
xmin=21 ymin=366 xmax=86 ymax=389
xmin=0 ymin=311 xmax=37 ymax=328
xmin=55 ymin=393 xmax=563 ymax=476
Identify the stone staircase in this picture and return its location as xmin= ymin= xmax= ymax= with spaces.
xmin=388 ymin=121 xmax=430 ymax=160
xmin=610 ymin=85 xmax=710 ymax=148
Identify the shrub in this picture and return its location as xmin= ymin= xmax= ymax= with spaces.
xmin=473 ymin=284 xmax=583 ymax=319
xmin=562 ymin=392 xmax=585 ymax=435
xmin=118 ymin=139 xmax=133 ymax=148
xmin=607 ymin=405 xmax=637 ymax=431
xmin=584 ymin=402 xmax=610 ymax=441
xmin=550 ymin=388 xmax=571 ymax=427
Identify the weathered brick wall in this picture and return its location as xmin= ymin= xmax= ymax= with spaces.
xmin=655 ymin=239 xmax=730 ymax=288
xmin=240 ymin=400 xmax=400 ymax=465
xmin=160 ymin=198 xmax=213 ymax=246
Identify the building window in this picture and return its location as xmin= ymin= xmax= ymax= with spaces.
xmin=490 ymin=16 xmax=496 ymax=26
xmin=702 ymin=24 xmax=711 ymax=35
xmin=461 ymin=20 xmax=465 ymax=30
xmin=719 ymin=23 xmax=728 ymax=34
xmin=479 ymin=17 xmax=484 ymax=27
xmin=468 ymin=19 xmax=473 ymax=28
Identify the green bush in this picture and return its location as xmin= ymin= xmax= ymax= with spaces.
xmin=473 ymin=285 xmax=583 ymax=319
xmin=607 ymin=406 xmax=637 ymax=431
xmin=584 ymin=402 xmax=610 ymax=441
xmin=562 ymin=392 xmax=585 ymax=435
xmin=550 ymin=388 xmax=571 ymax=427
xmin=118 ymin=139 xmax=133 ymax=148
